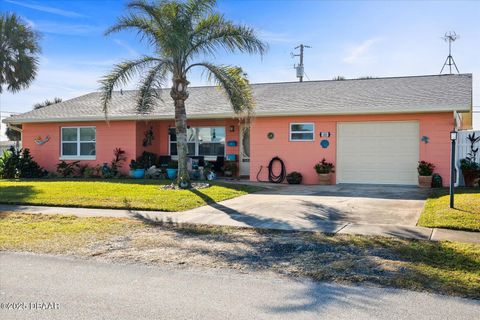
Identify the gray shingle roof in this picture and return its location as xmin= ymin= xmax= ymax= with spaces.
xmin=4 ymin=74 xmax=472 ymax=124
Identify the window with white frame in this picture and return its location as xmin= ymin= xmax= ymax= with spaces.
xmin=61 ymin=127 xmax=96 ymax=159
xmin=169 ymin=127 xmax=225 ymax=157
xmin=289 ymin=123 xmax=314 ymax=141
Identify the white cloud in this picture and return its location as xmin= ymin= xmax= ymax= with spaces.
xmin=5 ymin=0 xmax=86 ymax=18
xmin=113 ymin=39 xmax=140 ymax=57
xmin=343 ymin=37 xmax=383 ymax=64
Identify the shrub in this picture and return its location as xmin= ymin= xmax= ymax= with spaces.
xmin=111 ymin=148 xmax=127 ymax=175
xmin=286 ymin=171 xmax=303 ymax=184
xmin=137 ymin=151 xmax=157 ymax=169
xmin=56 ymin=161 xmax=80 ymax=178
xmin=417 ymin=161 xmax=435 ymax=176
xmin=0 ymin=146 xmax=46 ymax=178
xmin=314 ymin=159 xmax=335 ymax=174
xmin=460 ymin=158 xmax=479 ymax=171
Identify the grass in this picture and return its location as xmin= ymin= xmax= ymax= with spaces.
xmin=418 ymin=188 xmax=480 ymax=232
xmin=1 ymin=212 xmax=479 ymax=298
xmin=0 ymin=179 xmax=261 ymax=211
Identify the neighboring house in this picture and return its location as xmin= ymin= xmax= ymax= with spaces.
xmin=2 ymin=74 xmax=473 ymax=185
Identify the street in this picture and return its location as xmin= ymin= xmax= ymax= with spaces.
xmin=1 ymin=252 xmax=479 ymax=320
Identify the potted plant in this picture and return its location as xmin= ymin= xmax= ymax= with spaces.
xmin=286 ymin=171 xmax=302 ymax=184
xmin=417 ymin=161 xmax=435 ymax=188
xmin=314 ymin=158 xmax=335 ymax=185
xmin=460 ymin=158 xmax=479 ymax=187
xmin=129 ymin=160 xmax=145 ymax=179
xmin=166 ymin=160 xmax=178 ymax=179
xmin=223 ymin=161 xmax=238 ymax=177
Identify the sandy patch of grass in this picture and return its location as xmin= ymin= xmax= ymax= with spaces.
xmin=1 ymin=212 xmax=479 ymax=298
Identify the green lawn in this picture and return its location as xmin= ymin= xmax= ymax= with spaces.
xmin=418 ymin=189 xmax=480 ymax=232
xmin=1 ymin=212 xmax=479 ymax=298
xmin=0 ymin=179 xmax=261 ymax=211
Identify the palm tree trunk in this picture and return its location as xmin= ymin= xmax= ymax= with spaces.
xmin=171 ymin=78 xmax=190 ymax=187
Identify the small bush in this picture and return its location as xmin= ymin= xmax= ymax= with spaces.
xmin=314 ymin=159 xmax=335 ymax=174
xmin=0 ymin=147 xmax=47 ymax=178
xmin=137 ymin=151 xmax=157 ymax=169
xmin=111 ymin=148 xmax=127 ymax=175
xmin=417 ymin=161 xmax=435 ymax=176
xmin=56 ymin=161 xmax=80 ymax=178
xmin=286 ymin=171 xmax=303 ymax=184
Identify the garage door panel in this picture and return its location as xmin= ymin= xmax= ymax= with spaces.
xmin=337 ymin=121 xmax=419 ymax=185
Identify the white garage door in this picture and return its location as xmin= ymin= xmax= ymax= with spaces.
xmin=337 ymin=121 xmax=419 ymax=185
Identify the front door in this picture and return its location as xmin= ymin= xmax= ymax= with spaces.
xmin=239 ymin=126 xmax=250 ymax=177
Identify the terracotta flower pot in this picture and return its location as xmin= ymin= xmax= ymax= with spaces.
xmin=418 ymin=175 xmax=433 ymax=188
xmin=317 ymin=173 xmax=332 ymax=185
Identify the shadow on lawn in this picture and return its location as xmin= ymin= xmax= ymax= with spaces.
xmin=0 ymin=185 xmax=37 ymax=206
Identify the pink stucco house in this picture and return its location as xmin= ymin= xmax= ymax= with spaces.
xmin=3 ymin=74 xmax=473 ymax=185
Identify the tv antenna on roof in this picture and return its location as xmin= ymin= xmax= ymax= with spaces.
xmin=291 ymin=44 xmax=311 ymax=82
xmin=440 ymin=31 xmax=460 ymax=74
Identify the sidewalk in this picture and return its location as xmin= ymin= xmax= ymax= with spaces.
xmin=2 ymin=203 xmax=479 ymax=244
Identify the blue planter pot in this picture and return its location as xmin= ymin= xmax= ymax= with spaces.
xmin=129 ymin=169 xmax=145 ymax=179
xmin=166 ymin=168 xmax=178 ymax=179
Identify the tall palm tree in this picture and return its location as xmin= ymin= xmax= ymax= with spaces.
xmin=0 ymin=13 xmax=41 ymax=93
xmin=100 ymin=0 xmax=267 ymax=186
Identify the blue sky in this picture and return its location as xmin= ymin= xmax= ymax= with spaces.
xmin=1 ymin=0 xmax=479 ymax=129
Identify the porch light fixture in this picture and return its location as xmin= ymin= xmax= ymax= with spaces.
xmin=229 ymin=125 xmax=235 ymax=132
xmin=450 ymin=131 xmax=458 ymax=141
xmin=449 ymin=130 xmax=457 ymax=208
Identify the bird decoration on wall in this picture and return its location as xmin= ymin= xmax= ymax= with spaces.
xmin=34 ymin=135 xmax=50 ymax=145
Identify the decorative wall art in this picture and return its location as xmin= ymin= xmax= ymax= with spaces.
xmin=34 ymin=135 xmax=50 ymax=145
xmin=421 ymin=136 xmax=430 ymax=144
xmin=143 ymin=127 xmax=154 ymax=147
xmin=320 ymin=139 xmax=330 ymax=148
xmin=267 ymin=132 xmax=274 ymax=140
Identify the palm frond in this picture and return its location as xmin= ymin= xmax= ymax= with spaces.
xmin=105 ymin=13 xmax=162 ymax=46
xmin=188 ymin=14 xmax=267 ymax=59
xmin=185 ymin=0 xmax=216 ymax=18
xmin=99 ymin=56 xmax=159 ymax=114
xmin=136 ymin=62 xmax=168 ymax=114
xmin=0 ymin=13 xmax=41 ymax=93
xmin=188 ymin=62 xmax=254 ymax=117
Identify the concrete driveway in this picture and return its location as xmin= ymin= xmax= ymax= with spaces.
xmin=166 ymin=183 xmax=430 ymax=235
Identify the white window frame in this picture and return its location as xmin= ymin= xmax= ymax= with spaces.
xmin=60 ymin=126 xmax=96 ymax=160
xmin=169 ymin=126 xmax=226 ymax=161
xmin=289 ymin=123 xmax=315 ymax=141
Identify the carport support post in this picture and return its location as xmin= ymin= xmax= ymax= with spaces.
xmin=449 ymin=131 xmax=457 ymax=208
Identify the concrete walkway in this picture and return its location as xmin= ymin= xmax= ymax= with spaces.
xmin=1 ymin=203 xmax=479 ymax=244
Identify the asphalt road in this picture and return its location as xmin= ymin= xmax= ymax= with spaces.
xmin=1 ymin=252 xmax=479 ymax=320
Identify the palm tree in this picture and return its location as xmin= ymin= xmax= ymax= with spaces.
xmin=0 ymin=13 xmax=41 ymax=93
xmin=100 ymin=0 xmax=267 ymax=187
xmin=33 ymin=97 xmax=62 ymax=110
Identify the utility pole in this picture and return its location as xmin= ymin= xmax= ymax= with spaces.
xmin=440 ymin=31 xmax=460 ymax=74
xmin=291 ymin=44 xmax=310 ymax=82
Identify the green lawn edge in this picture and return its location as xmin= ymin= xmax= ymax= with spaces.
xmin=0 ymin=179 xmax=263 ymax=212
xmin=417 ymin=188 xmax=480 ymax=232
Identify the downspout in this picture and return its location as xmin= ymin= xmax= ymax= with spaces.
xmin=453 ymin=111 xmax=460 ymax=187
